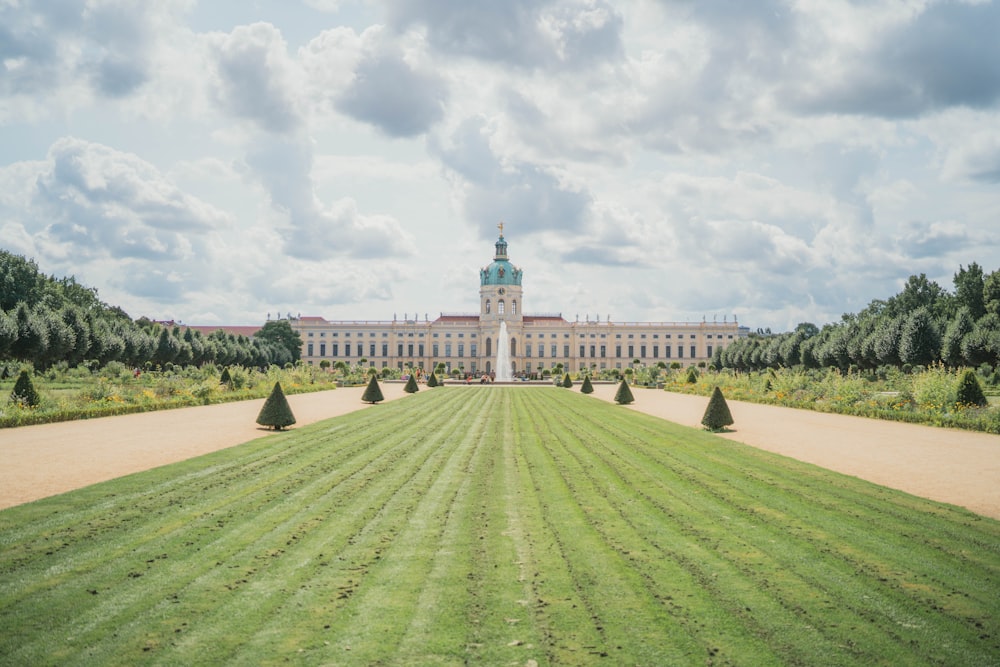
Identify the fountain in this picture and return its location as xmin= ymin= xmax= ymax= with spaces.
xmin=496 ymin=320 xmax=513 ymax=381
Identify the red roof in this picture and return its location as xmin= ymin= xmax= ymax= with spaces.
xmin=523 ymin=315 xmax=567 ymax=323
xmin=184 ymin=325 xmax=262 ymax=338
xmin=434 ymin=315 xmax=479 ymax=323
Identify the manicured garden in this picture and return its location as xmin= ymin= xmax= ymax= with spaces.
xmin=0 ymin=362 xmax=338 ymax=428
xmin=663 ymin=364 xmax=1000 ymax=433
xmin=1 ymin=388 xmax=998 ymax=665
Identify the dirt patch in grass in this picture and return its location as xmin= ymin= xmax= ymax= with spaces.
xmin=1 ymin=383 xmax=997 ymax=520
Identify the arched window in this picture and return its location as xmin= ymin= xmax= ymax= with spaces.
xmin=512 ymin=300 xmax=517 ymax=314
xmin=510 ymin=338 xmax=517 ymax=356
xmin=485 ymin=338 xmax=492 ymax=357
xmin=498 ymin=300 xmax=505 ymax=315
xmin=485 ymin=299 xmax=491 ymax=314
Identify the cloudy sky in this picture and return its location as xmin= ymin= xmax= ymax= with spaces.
xmin=2 ymin=0 xmax=999 ymax=331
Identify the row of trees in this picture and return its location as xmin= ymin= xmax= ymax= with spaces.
xmin=0 ymin=250 xmax=301 ymax=370
xmin=715 ymin=264 xmax=1000 ymax=372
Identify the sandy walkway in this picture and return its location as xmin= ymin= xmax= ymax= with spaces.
xmin=2 ymin=384 xmax=998 ymax=520
xmin=0 ymin=384 xmax=407 ymax=510
xmin=590 ymin=384 xmax=1000 ymax=520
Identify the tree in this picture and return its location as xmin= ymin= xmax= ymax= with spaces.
xmin=685 ymin=367 xmax=698 ymax=383
xmin=10 ymin=369 xmax=41 ymax=407
xmin=0 ymin=250 xmax=46 ymax=310
xmin=941 ymin=308 xmax=975 ymax=367
xmin=255 ymin=319 xmax=303 ymax=362
xmin=955 ymin=369 xmax=988 ymax=408
xmin=613 ymin=378 xmax=634 ymax=405
xmin=580 ymin=374 xmax=594 ymax=394
xmin=898 ymin=307 xmax=941 ymax=367
xmin=220 ymin=367 xmax=233 ymax=388
xmin=954 ymin=263 xmax=986 ymax=320
xmin=362 ymin=374 xmax=385 ymax=404
xmin=985 ymin=270 xmax=1000 ymax=317
xmin=562 ymin=373 xmax=573 ymax=388
xmin=701 ymin=386 xmax=734 ymax=431
xmin=427 ymin=372 xmax=439 ymax=387
xmin=404 ymin=374 xmax=419 ymax=393
xmin=256 ymin=382 xmax=296 ymax=430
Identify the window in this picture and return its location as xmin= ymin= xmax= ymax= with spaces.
xmin=445 ymin=343 xmax=452 ymax=357
xmin=665 ymin=346 xmax=671 ymax=358
xmin=486 ymin=338 xmax=492 ymax=357
xmin=308 ymin=332 xmax=314 ymax=338
xmin=408 ymin=343 xmax=414 ymax=356
xmin=551 ymin=344 xmax=557 ymax=357
xmin=526 ymin=344 xmax=532 ymax=357
xmin=615 ymin=345 xmax=621 ymax=358
xmin=590 ymin=345 xmax=596 ymax=358
xmin=628 ymin=345 xmax=634 ymax=358
xmin=471 ymin=344 xmax=477 ymax=357
xmin=332 ymin=343 xmax=339 ymax=356
xmin=458 ymin=344 xmax=464 ymax=357
xmin=600 ymin=345 xmax=606 ymax=357
xmin=512 ymin=300 xmax=517 ymax=314
xmin=538 ymin=345 xmax=544 ymax=358
xmin=485 ymin=300 xmax=491 ymax=314
xmin=690 ymin=345 xmax=696 ymax=358
xmin=382 ymin=343 xmax=388 ymax=356
xmin=433 ymin=343 xmax=439 ymax=356
xmin=398 ymin=343 xmax=404 ymax=356
xmin=563 ymin=344 xmax=570 ymax=357
xmin=653 ymin=345 xmax=659 ymax=358
xmin=678 ymin=346 xmax=683 ymax=358
xmin=345 ymin=343 xmax=352 ymax=357
xmin=640 ymin=345 xmax=646 ymax=358
xmin=499 ymin=300 xmax=505 ymax=315
xmin=320 ymin=343 xmax=326 ymax=356
xmin=579 ymin=345 xmax=585 ymax=357
xmin=707 ymin=345 xmax=713 ymax=358
xmin=418 ymin=343 xmax=424 ymax=356
xmin=370 ymin=343 xmax=376 ymax=357
xmin=308 ymin=343 xmax=314 ymax=356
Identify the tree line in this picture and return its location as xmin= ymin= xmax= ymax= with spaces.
xmin=714 ymin=264 xmax=1000 ymax=372
xmin=0 ymin=250 xmax=301 ymax=370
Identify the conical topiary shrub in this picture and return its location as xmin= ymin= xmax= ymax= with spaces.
xmin=220 ymin=366 xmax=233 ymax=388
xmin=702 ymin=386 xmax=734 ymax=432
xmin=256 ymin=382 xmax=296 ymax=430
xmin=0 ymin=365 xmax=10 ymax=380
xmin=404 ymin=374 xmax=419 ymax=393
xmin=427 ymin=372 xmax=438 ymax=387
xmin=362 ymin=374 xmax=385 ymax=404
xmin=955 ymin=369 xmax=988 ymax=407
xmin=614 ymin=378 xmax=634 ymax=405
xmin=685 ymin=367 xmax=698 ymax=384
xmin=580 ymin=375 xmax=594 ymax=394
xmin=10 ymin=369 xmax=40 ymax=407
xmin=562 ymin=373 xmax=573 ymax=388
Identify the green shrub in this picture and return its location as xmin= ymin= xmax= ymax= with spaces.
xmin=362 ymin=374 xmax=385 ymax=404
xmin=580 ymin=375 xmax=594 ymax=394
xmin=10 ymin=369 xmax=40 ymax=407
xmin=956 ymin=369 xmax=988 ymax=408
xmin=220 ymin=367 xmax=233 ymax=388
xmin=685 ymin=367 xmax=698 ymax=384
xmin=562 ymin=373 xmax=573 ymax=389
xmin=404 ymin=374 xmax=419 ymax=394
xmin=427 ymin=372 xmax=438 ymax=388
xmin=614 ymin=378 xmax=634 ymax=405
xmin=256 ymin=382 xmax=296 ymax=430
xmin=702 ymin=386 xmax=734 ymax=431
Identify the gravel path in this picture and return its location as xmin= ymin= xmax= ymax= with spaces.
xmin=2 ymin=384 xmax=998 ymax=519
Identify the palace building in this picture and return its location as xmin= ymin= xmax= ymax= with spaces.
xmin=291 ymin=230 xmax=746 ymax=376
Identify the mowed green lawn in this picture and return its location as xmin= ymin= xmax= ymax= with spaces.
xmin=1 ymin=388 xmax=998 ymax=666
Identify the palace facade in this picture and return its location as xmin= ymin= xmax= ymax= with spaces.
xmin=291 ymin=232 xmax=746 ymax=375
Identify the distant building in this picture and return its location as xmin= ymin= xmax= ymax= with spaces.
xmin=291 ymin=230 xmax=747 ymax=375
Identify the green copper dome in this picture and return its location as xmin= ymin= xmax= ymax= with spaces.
xmin=480 ymin=234 xmax=523 ymax=286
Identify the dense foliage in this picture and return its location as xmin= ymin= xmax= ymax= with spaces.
xmin=9 ymin=370 xmax=39 ymax=407
xmin=701 ymin=386 xmax=734 ymax=431
xmin=580 ymin=374 xmax=594 ymax=394
xmin=714 ymin=265 xmax=1000 ymax=372
xmin=614 ymin=378 xmax=634 ymax=405
xmin=0 ymin=250 xmax=301 ymax=370
xmin=403 ymin=374 xmax=419 ymax=393
xmin=255 ymin=381 xmax=296 ymax=430
xmin=362 ymin=374 xmax=384 ymax=403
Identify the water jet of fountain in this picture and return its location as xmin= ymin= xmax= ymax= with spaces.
xmin=496 ymin=320 xmax=513 ymax=381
